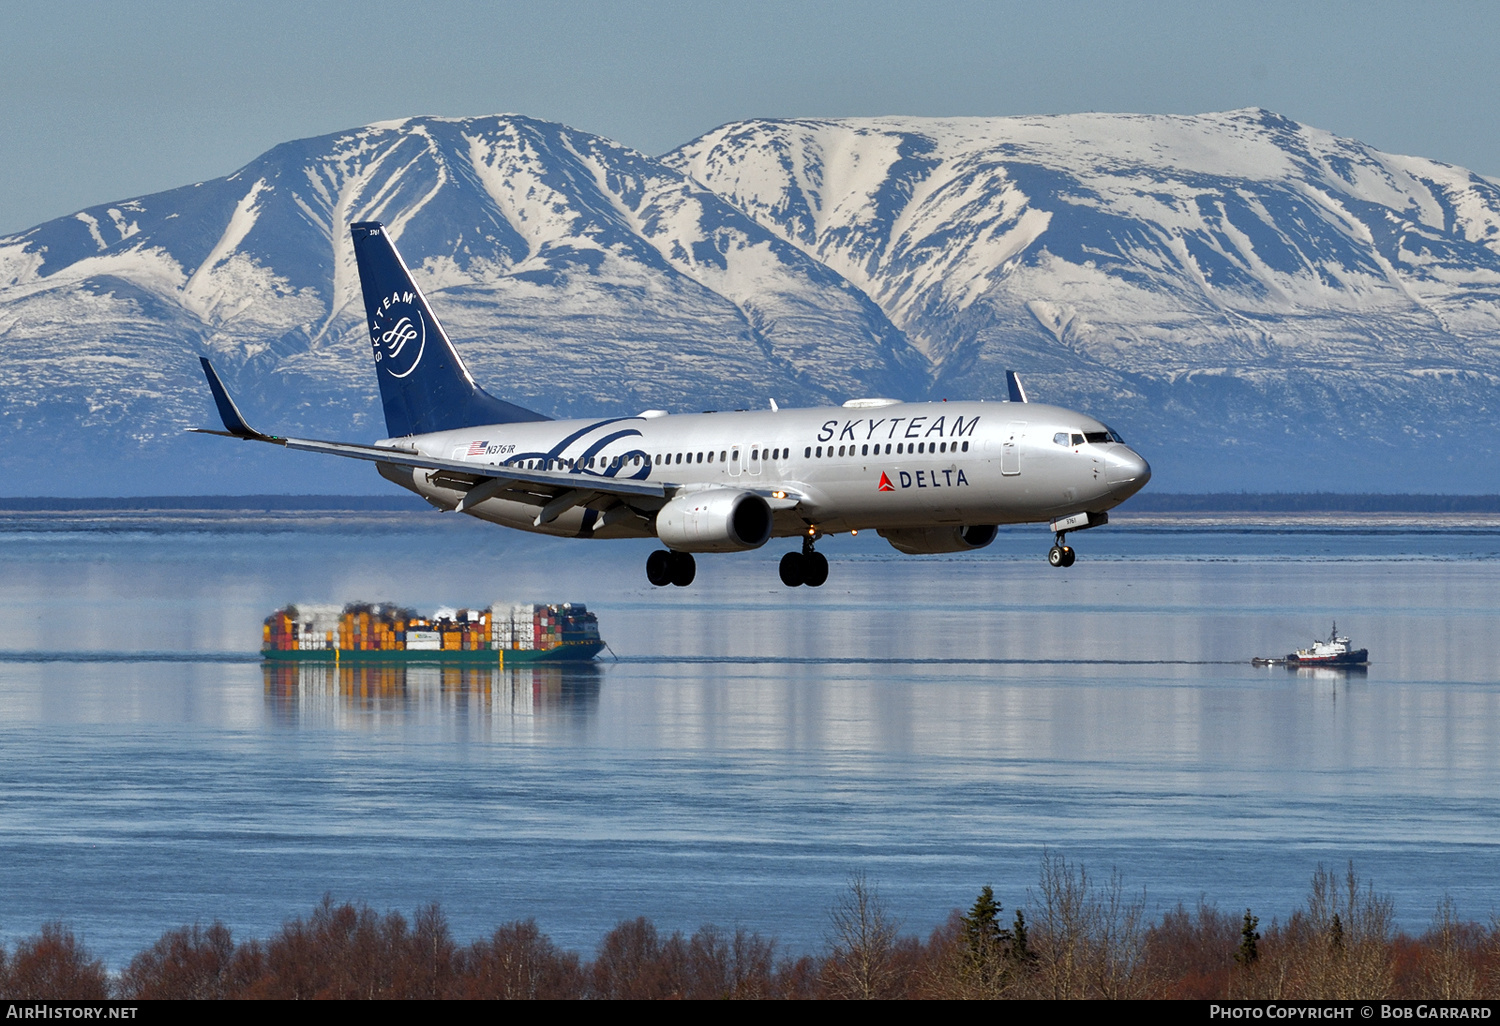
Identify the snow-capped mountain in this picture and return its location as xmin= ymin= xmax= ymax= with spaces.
xmin=0 ymin=116 xmax=920 ymax=493
xmin=3 ymin=109 xmax=1499 ymax=494
xmin=667 ymin=109 xmax=1500 ymax=493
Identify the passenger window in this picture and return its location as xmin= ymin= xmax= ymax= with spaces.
xmin=940 ymin=442 xmax=947 ymax=453
xmin=885 ymin=444 xmax=892 ymax=455
xmin=751 ymin=449 xmax=758 ymax=460
xmin=707 ymin=451 xmax=714 ymax=463
xmin=918 ymin=443 xmax=925 ymax=454
xmin=804 ymin=447 xmax=811 ymax=458
xmin=961 ymin=441 xmax=969 ymax=452
xmin=697 ymin=452 xmax=703 ymax=463
xmin=720 ymin=451 xmax=727 ymax=462
xmin=861 ymin=444 xmax=868 ymax=456
xmin=815 ymin=447 xmax=821 ymax=457
xmin=733 ymin=450 xmax=740 ymax=461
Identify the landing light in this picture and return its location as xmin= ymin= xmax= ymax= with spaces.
xmin=772 ymin=490 xmax=787 ymax=499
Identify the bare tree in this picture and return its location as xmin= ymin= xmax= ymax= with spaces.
xmin=116 ymin=922 xmax=238 ymax=999
xmin=458 ymin=919 xmax=583 ymax=999
xmin=1146 ymin=900 xmax=1239 ymax=999
xmin=1026 ymin=852 xmax=1151 ymax=999
xmin=1290 ymin=862 xmax=1394 ymax=998
xmin=2 ymin=923 xmax=108 ymax=999
xmin=823 ymin=871 xmax=904 ymax=999
xmin=591 ymin=916 xmax=690 ymax=999
xmin=684 ymin=924 xmax=777 ymax=999
xmin=1415 ymin=897 xmax=1479 ymax=999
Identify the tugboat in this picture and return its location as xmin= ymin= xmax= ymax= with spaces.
xmin=1252 ymin=621 xmax=1369 ymax=667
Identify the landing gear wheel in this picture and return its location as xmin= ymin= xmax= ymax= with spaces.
xmin=1059 ymin=546 xmax=1076 ymax=568
xmin=803 ymin=551 xmax=829 ymax=587
xmin=1048 ymin=545 xmax=1065 ymax=568
xmin=779 ymin=552 xmax=805 ymax=587
xmin=646 ymin=549 xmax=672 ymax=586
xmin=668 ymin=551 xmax=696 ymax=587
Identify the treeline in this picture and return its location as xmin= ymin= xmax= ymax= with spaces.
xmin=2 ymin=858 xmax=1497 ymax=999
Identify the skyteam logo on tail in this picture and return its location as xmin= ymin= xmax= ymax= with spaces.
xmin=370 ymin=290 xmax=426 ymax=379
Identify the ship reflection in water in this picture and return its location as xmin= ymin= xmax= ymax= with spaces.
xmin=263 ymin=660 xmax=603 ymax=729
xmin=1281 ymin=663 xmax=1370 ymax=684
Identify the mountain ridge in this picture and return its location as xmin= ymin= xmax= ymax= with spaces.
xmin=3 ymin=109 xmax=1499 ymax=494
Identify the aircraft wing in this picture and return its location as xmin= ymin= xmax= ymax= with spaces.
xmin=189 ymin=358 xmax=805 ymax=523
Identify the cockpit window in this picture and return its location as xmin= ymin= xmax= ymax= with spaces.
xmin=1070 ymin=433 xmax=1085 ymax=446
xmin=1054 ymin=433 xmax=1068 ymax=446
xmin=1084 ymin=431 xmax=1111 ymax=444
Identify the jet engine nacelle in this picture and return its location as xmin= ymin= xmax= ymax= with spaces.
xmin=878 ymin=525 xmax=998 ymax=555
xmin=655 ymin=489 xmax=774 ymax=553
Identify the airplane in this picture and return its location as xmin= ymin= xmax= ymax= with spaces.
xmin=193 ymin=221 xmax=1151 ymax=587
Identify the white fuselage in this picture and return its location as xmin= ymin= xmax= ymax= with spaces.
xmin=375 ymin=399 xmax=1151 ymax=541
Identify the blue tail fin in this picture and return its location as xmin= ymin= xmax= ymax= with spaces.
xmin=350 ymin=222 xmax=548 ymax=437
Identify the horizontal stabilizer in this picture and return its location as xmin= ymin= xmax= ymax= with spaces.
xmin=1005 ymin=371 xmax=1029 ymax=403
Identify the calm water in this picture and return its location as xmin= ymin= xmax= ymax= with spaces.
xmin=1 ymin=510 xmax=1499 ymax=966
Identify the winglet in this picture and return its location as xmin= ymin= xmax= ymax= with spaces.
xmin=192 ymin=357 xmax=274 ymax=440
xmin=1005 ymin=370 xmax=1029 ymax=403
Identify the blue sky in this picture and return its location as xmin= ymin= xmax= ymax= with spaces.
xmin=2 ymin=0 xmax=1497 ymax=235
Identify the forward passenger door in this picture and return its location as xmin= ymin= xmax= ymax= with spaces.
xmin=1002 ymin=422 xmax=1024 ymax=476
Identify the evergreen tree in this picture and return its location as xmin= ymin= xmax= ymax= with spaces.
xmin=1235 ymin=909 xmax=1260 ymax=967
xmin=1330 ymin=913 xmax=1345 ymax=952
xmin=1010 ymin=909 xmax=1033 ymax=967
xmin=958 ymin=886 xmax=1015 ymax=992
xmin=961 ymin=885 xmax=1004 ymax=957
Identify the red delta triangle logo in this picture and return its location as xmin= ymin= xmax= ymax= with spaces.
xmin=877 ymin=472 xmax=895 ymax=492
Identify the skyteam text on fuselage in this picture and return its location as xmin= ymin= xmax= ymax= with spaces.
xmin=193 ymin=221 xmax=1151 ymax=588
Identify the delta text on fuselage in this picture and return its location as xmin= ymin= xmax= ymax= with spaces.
xmin=193 ymin=221 xmax=1151 ymax=589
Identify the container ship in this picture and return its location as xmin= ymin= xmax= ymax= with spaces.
xmin=262 ymin=601 xmax=604 ymax=663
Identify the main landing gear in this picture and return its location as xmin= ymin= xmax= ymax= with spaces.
xmin=779 ymin=535 xmax=828 ymax=588
xmin=646 ymin=549 xmax=696 ymax=587
xmin=1047 ymin=533 xmax=1076 ymax=568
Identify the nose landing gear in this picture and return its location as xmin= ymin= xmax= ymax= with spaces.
xmin=779 ymin=534 xmax=828 ymax=587
xmin=1046 ymin=512 xmax=1107 ymax=568
xmin=1047 ymin=533 xmax=1076 ymax=568
xmin=646 ymin=549 xmax=696 ymax=587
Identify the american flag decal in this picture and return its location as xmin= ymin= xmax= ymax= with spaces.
xmin=467 ymin=440 xmax=489 ymax=456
